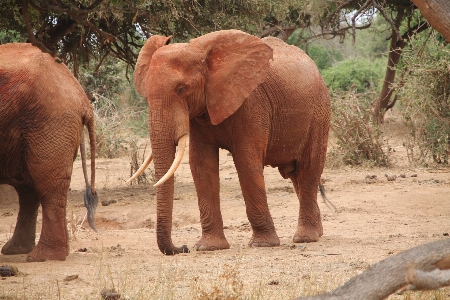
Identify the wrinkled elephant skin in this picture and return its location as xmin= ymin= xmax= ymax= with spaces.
xmin=0 ymin=43 xmax=98 ymax=262
xmin=133 ymin=30 xmax=331 ymax=255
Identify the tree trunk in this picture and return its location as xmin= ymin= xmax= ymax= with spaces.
xmin=412 ymin=0 xmax=450 ymax=42
xmin=296 ymin=238 xmax=450 ymax=300
xmin=374 ymin=32 xmax=407 ymax=123
xmin=374 ymin=14 xmax=429 ymax=123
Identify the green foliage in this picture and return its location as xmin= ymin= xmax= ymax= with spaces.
xmin=345 ymin=15 xmax=391 ymax=59
xmin=79 ymin=58 xmax=125 ymax=100
xmin=307 ymin=44 xmax=333 ymax=70
xmin=328 ymin=91 xmax=390 ymax=167
xmin=0 ymin=30 xmax=24 ymax=44
xmin=302 ymin=43 xmax=343 ymax=71
xmin=0 ymin=0 xmax=312 ymax=70
xmin=399 ymin=32 xmax=450 ymax=165
xmin=322 ymin=58 xmax=385 ymax=93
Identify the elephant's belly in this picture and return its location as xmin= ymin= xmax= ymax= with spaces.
xmin=0 ymin=178 xmax=18 ymax=185
xmin=0 ymin=143 xmax=24 ymax=184
xmin=264 ymin=138 xmax=306 ymax=166
xmin=266 ymin=160 xmax=296 ymax=179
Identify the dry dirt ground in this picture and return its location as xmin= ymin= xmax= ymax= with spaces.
xmin=1 ymin=122 xmax=449 ymax=299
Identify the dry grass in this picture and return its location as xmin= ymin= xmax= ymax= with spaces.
xmin=2 ymin=248 xmax=448 ymax=300
xmin=327 ymin=90 xmax=390 ymax=168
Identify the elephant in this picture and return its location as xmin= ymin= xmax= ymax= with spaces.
xmin=129 ymin=30 xmax=331 ymax=255
xmin=0 ymin=43 xmax=98 ymax=262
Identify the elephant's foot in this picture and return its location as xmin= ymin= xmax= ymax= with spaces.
xmin=293 ymin=223 xmax=323 ymax=243
xmin=248 ymin=231 xmax=280 ymax=247
xmin=194 ymin=235 xmax=230 ymax=251
xmin=26 ymin=242 xmax=68 ymax=262
xmin=1 ymin=238 xmax=35 ymax=255
xmin=160 ymin=245 xmax=190 ymax=255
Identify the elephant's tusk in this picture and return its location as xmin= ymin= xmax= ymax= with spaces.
xmin=126 ymin=152 xmax=153 ymax=184
xmin=154 ymin=134 xmax=187 ymax=187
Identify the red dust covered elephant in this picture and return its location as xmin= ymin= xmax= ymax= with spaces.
xmin=129 ymin=30 xmax=331 ymax=255
xmin=0 ymin=43 xmax=98 ymax=261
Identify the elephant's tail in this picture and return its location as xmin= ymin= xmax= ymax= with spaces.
xmin=80 ymin=114 xmax=98 ymax=232
xmin=319 ymin=181 xmax=337 ymax=213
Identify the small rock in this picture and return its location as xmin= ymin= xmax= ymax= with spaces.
xmin=385 ymin=174 xmax=397 ymax=181
xmin=0 ymin=265 xmax=19 ymax=277
xmin=101 ymin=200 xmax=118 ymax=206
xmin=77 ymin=248 xmax=88 ymax=252
xmin=399 ymin=174 xmax=406 ymax=178
xmin=365 ymin=174 xmax=377 ymax=179
xmin=268 ymin=280 xmax=279 ymax=285
xmin=411 ymin=173 xmax=418 ymax=177
xmin=444 ymin=233 xmax=449 ymax=236
xmin=63 ymin=274 xmax=79 ymax=282
xmin=101 ymin=288 xmax=121 ymax=300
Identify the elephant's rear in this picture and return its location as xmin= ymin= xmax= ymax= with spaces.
xmin=0 ymin=43 xmax=93 ymax=182
xmin=261 ymin=37 xmax=330 ymax=170
xmin=0 ymin=43 xmax=98 ymax=261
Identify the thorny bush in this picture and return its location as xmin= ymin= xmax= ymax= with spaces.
xmin=399 ymin=33 xmax=450 ymax=166
xmin=328 ymin=90 xmax=390 ymax=167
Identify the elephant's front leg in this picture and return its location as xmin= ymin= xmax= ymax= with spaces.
xmin=233 ymin=154 xmax=280 ymax=247
xmin=1 ymin=185 xmax=40 ymax=255
xmin=190 ymin=141 xmax=230 ymax=251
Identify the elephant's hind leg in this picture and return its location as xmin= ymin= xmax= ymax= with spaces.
xmin=290 ymin=170 xmax=323 ymax=243
xmin=1 ymin=185 xmax=39 ymax=255
xmin=26 ymin=178 xmax=70 ymax=262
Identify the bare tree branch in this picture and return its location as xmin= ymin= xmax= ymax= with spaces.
xmin=295 ymin=23 xmax=371 ymax=46
xmin=372 ymin=0 xmax=403 ymax=41
xmin=296 ymin=239 xmax=450 ymax=300
xmin=351 ymin=0 xmax=373 ymax=43
xmin=21 ymin=0 xmax=55 ymax=56
xmin=323 ymin=0 xmax=355 ymax=29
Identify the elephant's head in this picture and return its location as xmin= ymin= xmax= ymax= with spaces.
xmin=131 ymin=30 xmax=273 ymax=255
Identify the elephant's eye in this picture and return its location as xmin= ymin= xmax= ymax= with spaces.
xmin=176 ymin=85 xmax=185 ymax=94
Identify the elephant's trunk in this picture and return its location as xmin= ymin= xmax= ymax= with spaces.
xmin=149 ymin=109 xmax=189 ymax=255
xmin=154 ymin=135 xmax=187 ymax=187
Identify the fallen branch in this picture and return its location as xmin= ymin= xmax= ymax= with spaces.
xmin=296 ymin=238 xmax=450 ymax=300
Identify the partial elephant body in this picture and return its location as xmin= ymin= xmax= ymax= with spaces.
xmin=132 ymin=30 xmax=331 ymax=255
xmin=192 ymin=37 xmax=329 ymax=169
xmin=0 ymin=43 xmax=97 ymax=261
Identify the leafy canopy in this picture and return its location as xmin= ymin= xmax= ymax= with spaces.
xmin=0 ymin=0 xmax=310 ymax=74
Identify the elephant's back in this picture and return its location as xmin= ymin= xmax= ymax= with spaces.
xmin=261 ymin=37 xmax=322 ymax=91
xmin=0 ymin=43 xmax=90 ymax=119
xmin=258 ymin=37 xmax=330 ymax=165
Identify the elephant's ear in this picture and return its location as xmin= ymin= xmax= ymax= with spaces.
xmin=190 ymin=30 xmax=273 ymax=125
xmin=134 ymin=35 xmax=172 ymax=97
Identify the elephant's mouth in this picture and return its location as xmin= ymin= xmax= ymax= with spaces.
xmin=127 ymin=134 xmax=187 ymax=187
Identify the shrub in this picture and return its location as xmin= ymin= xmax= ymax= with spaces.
xmin=399 ymin=33 xmax=450 ymax=165
xmin=306 ymin=43 xmax=343 ymax=71
xmin=328 ymin=90 xmax=390 ymax=167
xmin=322 ymin=58 xmax=385 ymax=93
